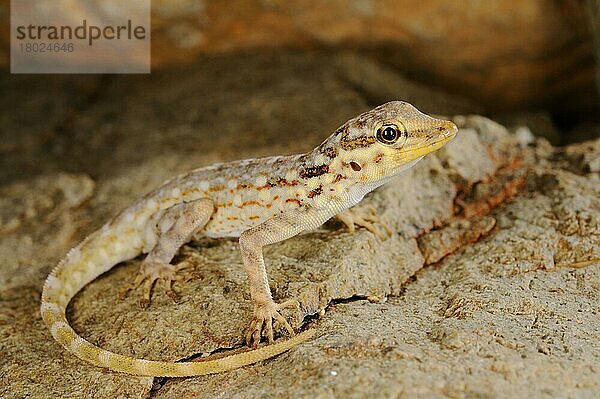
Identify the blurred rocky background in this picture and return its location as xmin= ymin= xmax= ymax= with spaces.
xmin=1 ymin=1 xmax=599 ymax=398
xmin=3 ymin=0 xmax=600 ymax=143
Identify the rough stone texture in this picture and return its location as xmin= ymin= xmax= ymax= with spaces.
xmin=0 ymin=173 xmax=154 ymax=398
xmin=2 ymin=0 xmax=598 ymax=115
xmin=1 ymin=53 xmax=599 ymax=398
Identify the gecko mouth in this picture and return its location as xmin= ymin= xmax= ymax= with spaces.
xmin=396 ymin=121 xmax=458 ymax=161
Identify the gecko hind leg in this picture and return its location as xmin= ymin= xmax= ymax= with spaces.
xmin=121 ymin=198 xmax=214 ymax=308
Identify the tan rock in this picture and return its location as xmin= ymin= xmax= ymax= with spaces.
xmin=1 ymin=52 xmax=598 ymax=398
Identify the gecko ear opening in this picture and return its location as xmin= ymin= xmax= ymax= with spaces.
xmin=350 ymin=162 xmax=362 ymax=171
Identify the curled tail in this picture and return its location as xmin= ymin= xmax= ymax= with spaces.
xmin=41 ymin=215 xmax=314 ymax=377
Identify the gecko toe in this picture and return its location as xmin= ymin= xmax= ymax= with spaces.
xmin=121 ymin=260 xmax=192 ymax=306
xmin=246 ymin=300 xmax=296 ymax=346
xmin=265 ymin=318 xmax=274 ymax=344
xmin=165 ymin=282 xmax=180 ymax=303
xmin=139 ymin=298 xmax=150 ymax=309
xmin=274 ymin=312 xmax=295 ymax=336
xmin=246 ymin=318 xmax=264 ymax=347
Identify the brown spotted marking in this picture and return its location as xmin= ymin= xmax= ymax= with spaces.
xmin=340 ymin=135 xmax=376 ymax=151
xmin=334 ymin=125 xmax=347 ymax=137
xmin=256 ymin=183 xmax=275 ymax=190
xmin=337 ymin=123 xmax=376 ymax=151
xmin=275 ymin=178 xmax=299 ymax=187
xmin=373 ymin=153 xmax=384 ymax=164
xmin=299 ymin=165 xmax=329 ymax=179
xmin=341 ymin=136 xmax=375 ymax=151
xmin=285 ymin=198 xmax=301 ymax=206
xmin=332 ymin=174 xmax=345 ymax=183
xmin=322 ymin=146 xmax=338 ymax=159
xmin=307 ymin=185 xmax=323 ymax=198
xmin=182 ymin=187 xmax=200 ymax=196
xmin=238 ymin=200 xmax=261 ymax=208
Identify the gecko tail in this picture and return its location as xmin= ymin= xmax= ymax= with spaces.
xmin=40 ymin=220 xmax=315 ymax=377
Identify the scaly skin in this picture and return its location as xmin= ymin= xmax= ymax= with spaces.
xmin=41 ymin=101 xmax=457 ymax=377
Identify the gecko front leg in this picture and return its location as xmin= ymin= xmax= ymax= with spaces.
xmin=239 ymin=207 xmax=327 ymax=346
xmin=336 ymin=205 xmax=391 ymax=240
xmin=124 ymin=198 xmax=214 ymax=307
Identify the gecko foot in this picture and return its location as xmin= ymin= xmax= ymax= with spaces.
xmin=119 ymin=260 xmax=193 ymax=308
xmin=246 ymin=299 xmax=298 ymax=346
xmin=336 ymin=205 xmax=392 ymax=240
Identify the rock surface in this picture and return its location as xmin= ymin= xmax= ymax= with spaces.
xmin=1 ymin=52 xmax=599 ymax=398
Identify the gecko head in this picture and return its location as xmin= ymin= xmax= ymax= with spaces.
xmin=318 ymin=101 xmax=458 ymax=184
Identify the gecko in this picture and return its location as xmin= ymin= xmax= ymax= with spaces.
xmin=41 ymin=101 xmax=458 ymax=377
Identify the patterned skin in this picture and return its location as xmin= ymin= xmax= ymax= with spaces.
xmin=40 ymin=101 xmax=457 ymax=376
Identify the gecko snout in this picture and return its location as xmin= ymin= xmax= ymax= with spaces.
xmin=427 ymin=120 xmax=458 ymax=148
xmin=444 ymin=121 xmax=458 ymax=139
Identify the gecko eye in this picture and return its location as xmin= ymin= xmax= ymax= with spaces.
xmin=376 ymin=124 xmax=402 ymax=144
